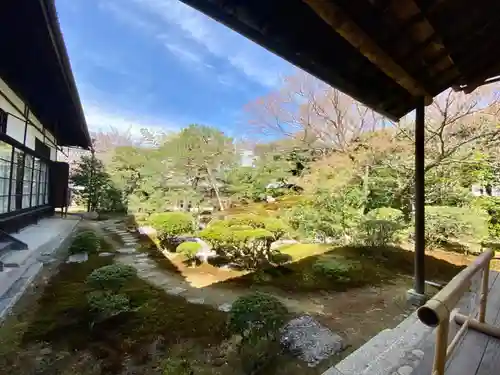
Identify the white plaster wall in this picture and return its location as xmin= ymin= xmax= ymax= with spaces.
xmin=0 ymin=77 xmax=24 ymax=115
xmin=25 ymin=124 xmax=44 ymax=150
xmin=5 ymin=115 xmax=25 ymax=143
xmin=50 ymin=146 xmax=56 ymax=161
xmin=0 ymin=76 xmax=60 ymax=153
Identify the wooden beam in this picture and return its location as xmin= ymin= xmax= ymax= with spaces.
xmin=302 ymin=0 xmax=432 ymax=102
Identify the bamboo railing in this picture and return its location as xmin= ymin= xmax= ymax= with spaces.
xmin=417 ymin=249 xmax=500 ymax=375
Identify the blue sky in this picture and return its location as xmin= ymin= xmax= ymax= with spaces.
xmin=56 ymin=0 xmax=295 ymax=138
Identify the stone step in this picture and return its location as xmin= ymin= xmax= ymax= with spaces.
xmin=333 ymin=312 xmax=434 ymax=375
xmin=0 ymin=249 xmax=32 ymax=268
xmin=0 ymin=262 xmax=43 ymax=321
xmin=358 ymin=315 xmax=434 ymax=375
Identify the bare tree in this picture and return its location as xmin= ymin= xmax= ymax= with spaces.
xmin=244 ymin=70 xmax=387 ymax=151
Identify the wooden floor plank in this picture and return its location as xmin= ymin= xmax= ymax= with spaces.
xmin=414 ymin=271 xmax=500 ymax=375
xmin=473 ymin=271 xmax=500 ymax=375
xmin=445 ymin=271 xmax=500 ymax=375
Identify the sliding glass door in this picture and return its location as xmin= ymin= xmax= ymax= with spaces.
xmin=0 ymin=140 xmax=49 ymax=215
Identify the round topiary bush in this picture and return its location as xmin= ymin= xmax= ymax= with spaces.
xmin=85 ymin=264 xmax=137 ymax=292
xmin=86 ymin=291 xmax=130 ymax=319
xmin=229 ymin=292 xmax=289 ymax=343
xmin=176 ymin=241 xmax=202 ymax=262
xmin=148 ymin=212 xmax=194 ymax=237
xmin=69 ymin=230 xmax=100 ymax=254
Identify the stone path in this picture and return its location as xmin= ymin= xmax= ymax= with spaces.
xmin=99 ymin=220 xmax=239 ymax=312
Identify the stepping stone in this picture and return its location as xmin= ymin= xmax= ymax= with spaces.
xmin=166 ymin=287 xmax=187 ymax=296
xmin=281 ymin=315 xmax=345 ymax=367
xmin=98 ymin=252 xmax=115 ymax=257
xmin=136 ymin=264 xmax=154 ymax=271
xmin=66 ymin=253 xmax=88 ymax=263
xmin=187 ymin=297 xmax=205 ymax=305
xmin=218 ymin=303 xmax=232 ymax=312
xmin=134 ymin=253 xmax=149 ymax=259
xmin=117 ymin=248 xmax=136 ymax=254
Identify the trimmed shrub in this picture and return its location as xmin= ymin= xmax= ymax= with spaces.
xmin=200 ymin=222 xmax=275 ymax=268
xmin=424 ymin=206 xmax=489 ymax=249
xmin=229 ymin=292 xmax=288 ymax=343
xmin=313 ymin=256 xmax=361 ymax=282
xmin=149 ymin=212 xmax=195 ymax=251
xmin=148 ymin=212 xmax=194 ymax=237
xmin=359 ymin=219 xmax=403 ymax=246
xmin=86 ymin=291 xmax=130 ymax=319
xmin=161 ymin=358 xmax=193 ymax=375
xmin=85 ymin=264 xmax=137 ymax=292
xmin=176 ymin=241 xmax=202 ymax=261
xmin=69 ymin=231 xmax=100 ymax=254
xmin=227 ymin=214 xmax=289 ymax=241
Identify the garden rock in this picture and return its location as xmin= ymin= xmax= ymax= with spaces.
xmin=280 ymin=315 xmax=345 ymax=367
xmin=99 ymin=252 xmax=115 ymax=257
xmin=117 ymin=248 xmax=136 ymax=254
xmin=138 ymin=226 xmax=156 ymax=235
xmin=66 ymin=253 xmax=89 ymax=263
xmin=271 ymin=239 xmax=299 ymax=250
xmin=218 ymin=303 xmax=232 ymax=312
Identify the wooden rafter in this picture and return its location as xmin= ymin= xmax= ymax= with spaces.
xmin=388 ymin=0 xmax=461 ymax=79
xmin=302 ymin=0 xmax=432 ymax=102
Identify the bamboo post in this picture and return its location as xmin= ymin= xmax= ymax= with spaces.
xmin=454 ymin=313 xmax=500 ymax=338
xmin=479 ymin=265 xmax=490 ymax=323
xmin=433 ymin=315 xmax=449 ymax=375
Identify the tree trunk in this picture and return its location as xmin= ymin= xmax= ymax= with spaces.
xmin=205 ymin=163 xmax=224 ymax=211
xmin=361 ymin=164 xmax=370 ymax=214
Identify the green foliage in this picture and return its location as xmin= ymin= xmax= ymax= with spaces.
xmin=472 ymin=196 xmax=500 ymax=239
xmin=69 ymin=231 xmax=100 ymax=255
xmin=365 ymin=207 xmax=405 ymax=223
xmin=200 ymin=215 xmax=287 ymax=268
xmin=312 ymin=256 xmax=361 ymax=282
xmin=176 ymin=241 xmax=202 ymax=260
xmin=85 ymin=264 xmax=137 ymax=292
xmin=161 ymin=358 xmax=193 ymax=375
xmin=228 ymin=292 xmax=288 ymax=343
xmin=288 ymin=187 xmax=364 ymax=243
xmin=424 ymin=206 xmax=489 ymax=249
xmin=239 ymin=336 xmax=281 ymax=375
xmin=149 ymin=212 xmax=194 ymax=238
xmin=359 ymin=208 xmax=406 ymax=246
xmin=227 ymin=214 xmax=289 ymax=241
xmin=86 ymin=291 xmax=130 ymax=319
xmin=71 ymin=154 xmax=125 ymax=212
xmin=359 ymin=220 xmax=403 ymax=247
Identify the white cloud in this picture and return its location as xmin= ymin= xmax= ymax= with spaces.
xmin=83 ymin=103 xmax=179 ymax=137
xmin=114 ymin=0 xmax=288 ymax=87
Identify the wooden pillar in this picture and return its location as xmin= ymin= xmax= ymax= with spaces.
xmin=414 ymin=97 xmax=426 ymax=295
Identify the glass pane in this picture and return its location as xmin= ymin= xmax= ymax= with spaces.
xmin=0 ymin=157 xmax=10 ymax=179
xmin=24 ymin=154 xmax=33 ymax=169
xmin=22 ymin=195 xmax=30 ymax=208
xmin=0 ymin=196 xmax=7 ymax=213
xmin=23 ymin=181 xmax=30 ymax=194
xmin=0 ymin=141 xmax=12 ymax=161
xmin=10 ymin=195 xmax=15 ymax=211
xmin=0 ymin=178 xmax=9 ymax=196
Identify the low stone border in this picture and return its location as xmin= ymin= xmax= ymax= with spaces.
xmin=0 ymin=219 xmax=81 ymax=322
